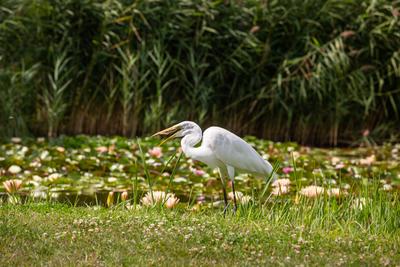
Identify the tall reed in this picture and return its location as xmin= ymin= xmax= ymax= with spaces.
xmin=0 ymin=0 xmax=399 ymax=145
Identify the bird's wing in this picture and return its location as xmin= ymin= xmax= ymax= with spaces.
xmin=202 ymin=127 xmax=273 ymax=176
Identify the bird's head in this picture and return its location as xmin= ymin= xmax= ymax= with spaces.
xmin=152 ymin=121 xmax=199 ymax=145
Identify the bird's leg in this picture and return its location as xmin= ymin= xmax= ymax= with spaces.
xmin=219 ymin=168 xmax=231 ymax=217
xmin=222 ymin=183 xmax=229 ymax=217
xmin=219 ymin=173 xmax=229 ymax=217
xmin=231 ymin=179 xmax=238 ymax=213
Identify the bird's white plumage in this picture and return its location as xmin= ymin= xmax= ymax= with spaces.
xmin=202 ymin=126 xmax=273 ymax=176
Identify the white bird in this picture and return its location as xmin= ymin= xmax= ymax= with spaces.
xmin=152 ymin=121 xmax=274 ymax=214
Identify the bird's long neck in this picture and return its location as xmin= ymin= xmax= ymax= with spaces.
xmin=181 ymin=129 xmax=203 ymax=160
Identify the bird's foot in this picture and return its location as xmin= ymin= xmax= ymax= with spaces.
xmin=232 ymin=205 xmax=237 ymax=215
xmin=223 ymin=204 xmax=230 ymax=217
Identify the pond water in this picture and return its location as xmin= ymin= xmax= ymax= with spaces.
xmin=0 ymin=135 xmax=399 ymax=206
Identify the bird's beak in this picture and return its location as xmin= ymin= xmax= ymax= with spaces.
xmin=151 ymin=124 xmax=181 ymax=145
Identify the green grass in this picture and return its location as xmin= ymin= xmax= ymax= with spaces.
xmin=1 ymin=194 xmax=399 ymax=266
xmin=1 ymin=136 xmax=400 ymax=265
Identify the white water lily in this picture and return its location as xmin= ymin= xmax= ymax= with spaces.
xmin=40 ymin=150 xmax=50 ymax=160
xmin=327 ymin=188 xmax=346 ymax=197
xmin=228 ymin=191 xmax=244 ymax=201
xmin=359 ymin=155 xmax=376 ymax=165
xmin=383 ymin=184 xmax=393 ymax=191
xmin=56 ymin=146 xmax=65 ymax=153
xmin=32 ymin=175 xmax=43 ymax=182
xmin=110 ymin=163 xmax=124 ymax=172
xmin=239 ymin=195 xmax=252 ymax=205
xmin=29 ymin=160 xmax=42 ymax=168
xmin=11 ymin=137 xmax=21 ymax=143
xmin=107 ymin=177 xmax=118 ymax=183
xmin=272 ymin=178 xmax=291 ymax=187
xmin=8 ymin=165 xmax=22 ymax=174
xmin=271 ymin=178 xmax=291 ymax=196
xmin=271 ymin=185 xmax=290 ymax=196
xmin=46 ymin=173 xmax=62 ymax=181
xmin=227 ymin=191 xmax=252 ymax=204
xmin=299 ymin=185 xmax=324 ymax=197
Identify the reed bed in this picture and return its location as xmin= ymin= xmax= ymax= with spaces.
xmin=0 ymin=0 xmax=399 ymax=145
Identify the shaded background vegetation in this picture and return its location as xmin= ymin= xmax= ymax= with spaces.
xmin=0 ymin=0 xmax=399 ymax=146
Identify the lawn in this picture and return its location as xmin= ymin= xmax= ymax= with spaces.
xmin=1 ymin=203 xmax=399 ymax=266
xmin=0 ymin=136 xmax=400 ymax=266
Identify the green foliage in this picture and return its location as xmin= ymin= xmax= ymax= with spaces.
xmin=1 ymin=202 xmax=399 ymax=266
xmin=0 ymin=0 xmax=399 ymax=145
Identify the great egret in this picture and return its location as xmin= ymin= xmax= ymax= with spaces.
xmin=152 ymin=121 xmax=274 ymax=214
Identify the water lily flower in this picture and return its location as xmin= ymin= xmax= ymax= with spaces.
xmin=32 ymin=175 xmax=43 ymax=182
xmin=31 ymin=190 xmax=47 ymax=199
xmin=196 ymin=195 xmax=206 ymax=204
xmin=121 ymin=191 xmax=128 ymax=201
xmin=282 ymin=167 xmax=293 ymax=174
xmin=107 ymin=177 xmax=118 ymax=183
xmin=56 ymin=146 xmax=65 ymax=153
xmin=271 ymin=178 xmax=291 ymax=196
xmin=47 ymin=173 xmax=62 ymax=181
xmin=335 ymin=163 xmax=345 ymax=169
xmin=228 ymin=191 xmax=244 ymax=201
xmin=95 ymin=146 xmax=108 ymax=153
xmin=239 ymin=195 xmax=252 ymax=205
xmin=331 ymin=157 xmax=341 ymax=165
xmin=40 ymin=150 xmax=49 ymax=160
xmin=292 ymin=151 xmax=300 ymax=160
xmin=299 ymin=185 xmax=324 ymax=198
xmin=327 ymin=188 xmax=345 ymax=197
xmin=11 ymin=137 xmax=21 ymax=143
xmin=3 ymin=179 xmax=22 ymax=193
xmin=110 ymin=164 xmax=124 ymax=172
xmin=141 ymin=191 xmax=166 ymax=206
xmin=227 ymin=191 xmax=252 ymax=204
xmin=8 ymin=165 xmax=22 ymax=174
xmin=272 ymin=178 xmax=291 ymax=187
xmin=165 ymin=195 xmax=180 ymax=209
xmin=383 ymin=184 xmax=393 ymax=191
xmin=29 ymin=160 xmax=41 ymax=168
xmin=148 ymin=147 xmax=163 ymax=158
xmin=360 ymin=155 xmax=376 ymax=165
xmin=192 ymin=168 xmax=206 ymax=176
xmin=271 ymin=185 xmax=290 ymax=196
xmin=141 ymin=191 xmax=179 ymax=208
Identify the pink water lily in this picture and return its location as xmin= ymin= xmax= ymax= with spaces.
xmin=148 ymin=147 xmax=163 ymax=158
xmin=192 ymin=168 xmax=206 ymax=176
xmin=335 ymin=163 xmax=345 ymax=169
xmin=3 ymin=179 xmax=23 ymax=193
xmin=282 ymin=167 xmax=293 ymax=174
